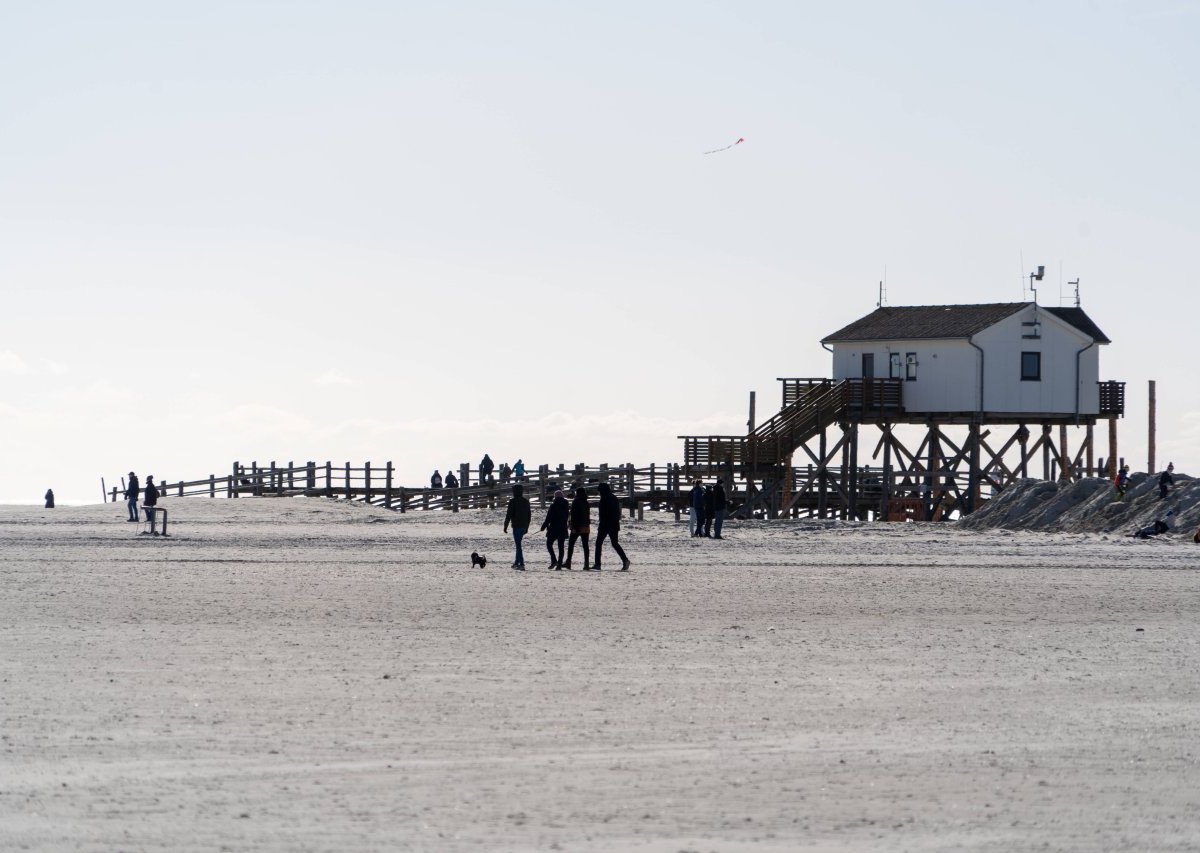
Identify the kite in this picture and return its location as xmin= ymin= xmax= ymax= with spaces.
xmin=703 ymin=137 xmax=744 ymax=155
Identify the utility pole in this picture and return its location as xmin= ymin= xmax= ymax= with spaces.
xmin=1148 ymin=380 xmax=1157 ymax=473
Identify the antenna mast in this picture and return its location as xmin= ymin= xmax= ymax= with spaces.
xmin=1068 ymin=278 xmax=1080 ymax=307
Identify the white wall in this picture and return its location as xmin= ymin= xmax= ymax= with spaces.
xmin=829 ymin=305 xmax=1105 ymax=415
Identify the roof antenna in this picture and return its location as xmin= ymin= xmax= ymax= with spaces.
xmin=1027 ymin=265 xmax=1045 ymax=304
xmin=1068 ymin=278 xmax=1080 ymax=307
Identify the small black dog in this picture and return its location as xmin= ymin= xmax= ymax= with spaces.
xmin=471 ymin=551 xmax=487 ymax=568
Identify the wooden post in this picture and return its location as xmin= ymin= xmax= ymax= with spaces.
xmin=344 ymin=462 xmax=351 ymax=500
xmin=627 ymin=462 xmax=636 ymax=518
xmin=230 ymin=462 xmax=238 ymax=498
xmin=1018 ymin=426 xmax=1029 ymax=479
xmin=748 ymin=391 xmax=756 ymax=433
xmin=1058 ymin=425 xmax=1069 ymax=482
xmin=209 ymin=474 xmax=215 ymax=498
xmin=1107 ymin=418 xmax=1118 ymax=479
xmin=1086 ymin=424 xmax=1094 ymax=477
xmin=365 ymin=461 xmax=372 ymax=504
xmin=385 ymin=462 xmax=394 ymax=509
xmin=325 ymin=461 xmax=332 ymax=495
xmin=925 ymin=428 xmax=938 ymax=521
xmin=817 ymin=426 xmax=828 ymax=519
xmin=967 ymin=422 xmax=980 ymax=514
xmin=1041 ymin=425 xmax=1052 ymax=481
xmin=399 ymin=486 xmax=407 ymax=513
xmin=270 ymin=461 xmax=277 ymax=494
xmin=287 ymin=461 xmax=294 ymax=491
xmin=650 ymin=463 xmax=658 ymax=510
xmin=839 ymin=426 xmax=850 ymax=520
xmin=847 ymin=423 xmax=859 ymax=520
xmin=1148 ymin=379 xmax=1156 ymax=473
xmin=460 ymin=462 xmax=470 ymax=491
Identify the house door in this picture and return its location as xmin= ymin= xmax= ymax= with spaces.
xmin=862 ymin=353 xmax=875 ymax=379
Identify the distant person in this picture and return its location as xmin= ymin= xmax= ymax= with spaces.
xmin=445 ymin=471 xmax=459 ymax=489
xmin=1159 ymin=463 xmax=1175 ymax=499
xmin=430 ymin=470 xmax=443 ymax=490
xmin=125 ymin=471 xmax=140 ymax=521
xmin=1134 ymin=510 xmax=1174 ymax=539
xmin=44 ymin=488 xmax=54 ymax=509
xmin=142 ymin=475 xmax=159 ymax=523
xmin=688 ymin=479 xmax=705 ymax=537
xmin=480 ymin=454 xmax=494 ymax=483
xmin=703 ymin=484 xmax=715 ymax=537
xmin=594 ymin=482 xmax=630 ymax=571
xmin=503 ymin=484 xmax=532 ymax=570
xmin=498 ymin=462 xmax=511 ymax=484
xmin=1115 ymin=465 xmax=1129 ymax=501
xmin=540 ymin=489 xmax=570 ymax=570
xmin=565 ymin=485 xmax=591 ymax=570
xmin=712 ymin=481 xmax=727 ymax=539
xmin=513 ymin=459 xmax=526 ymax=481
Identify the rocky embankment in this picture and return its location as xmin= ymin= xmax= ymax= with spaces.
xmin=960 ymin=471 xmax=1199 ymax=538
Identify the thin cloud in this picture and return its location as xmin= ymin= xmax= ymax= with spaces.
xmin=315 ymin=369 xmax=356 ymax=387
xmin=0 ymin=351 xmax=33 ymax=375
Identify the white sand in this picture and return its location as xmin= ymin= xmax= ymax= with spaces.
xmin=2 ymin=498 xmax=1198 ymax=852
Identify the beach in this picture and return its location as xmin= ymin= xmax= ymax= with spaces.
xmin=2 ymin=498 xmax=1198 ymax=852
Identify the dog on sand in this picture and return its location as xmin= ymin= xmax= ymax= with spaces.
xmin=471 ymin=551 xmax=487 ymax=568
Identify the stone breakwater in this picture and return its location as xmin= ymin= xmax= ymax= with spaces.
xmin=960 ymin=471 xmax=1199 ymax=537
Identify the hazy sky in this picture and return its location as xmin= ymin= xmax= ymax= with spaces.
xmin=2 ymin=1 xmax=1197 ymax=503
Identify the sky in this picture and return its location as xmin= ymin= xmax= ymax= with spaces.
xmin=2 ymin=0 xmax=1197 ymax=504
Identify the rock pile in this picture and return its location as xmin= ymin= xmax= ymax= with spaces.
xmin=959 ymin=471 xmax=1199 ymax=538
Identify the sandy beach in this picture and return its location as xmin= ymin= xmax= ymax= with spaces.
xmin=2 ymin=497 xmax=1198 ymax=852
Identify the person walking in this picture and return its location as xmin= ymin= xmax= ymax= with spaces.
xmin=540 ymin=489 xmax=570 ymax=570
xmin=44 ymin=489 xmax=55 ymax=509
xmin=688 ymin=479 xmax=705 ymax=537
xmin=503 ymin=484 xmax=532 ymax=570
xmin=593 ymin=482 xmax=630 ymax=571
xmin=142 ymin=475 xmax=159 ymax=523
xmin=480 ymin=454 xmax=494 ymax=483
xmin=712 ymin=480 xmax=727 ymax=539
xmin=1159 ymin=462 xmax=1175 ymax=499
xmin=499 ymin=462 xmax=511 ymax=484
xmin=565 ymin=485 xmax=591 ymax=570
xmin=703 ymin=484 xmax=716 ymax=538
xmin=430 ymin=469 xmax=443 ymax=490
xmin=125 ymin=471 xmax=140 ymax=521
xmin=513 ymin=459 xmax=526 ymax=481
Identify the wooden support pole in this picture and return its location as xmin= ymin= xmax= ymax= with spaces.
xmin=748 ymin=391 xmax=756 ymax=433
xmin=1086 ymin=424 xmax=1094 ymax=477
xmin=847 ymin=423 xmax=859 ymax=520
xmin=818 ymin=426 xmax=828 ymax=519
xmin=879 ymin=426 xmax=892 ymax=520
xmin=1107 ymin=418 xmax=1118 ymax=479
xmin=1058 ymin=425 xmax=1069 ymax=481
xmin=967 ymin=422 xmax=980 ymax=514
xmin=365 ymin=461 xmax=372 ymax=503
xmin=385 ymin=462 xmax=394 ymax=509
xmin=1148 ymin=379 xmax=1157 ymax=473
xmin=1041 ymin=425 xmax=1052 ymax=481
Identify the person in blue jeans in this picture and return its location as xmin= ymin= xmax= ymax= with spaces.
xmin=125 ymin=471 xmax=140 ymax=521
xmin=503 ymin=484 xmax=532 ymax=570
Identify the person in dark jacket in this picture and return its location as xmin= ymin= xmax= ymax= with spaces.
xmin=1115 ymin=465 xmax=1129 ymax=501
xmin=689 ymin=480 xmax=705 ymax=537
xmin=142 ymin=475 xmax=159 ymax=523
xmin=498 ymin=462 xmax=511 ymax=484
xmin=593 ymin=482 xmax=630 ymax=571
xmin=445 ymin=471 xmax=459 ymax=489
xmin=702 ymin=485 xmax=716 ymax=538
xmin=565 ymin=486 xmax=591 ymax=570
xmin=1159 ymin=463 xmax=1175 ymax=499
xmin=712 ymin=481 xmax=728 ymax=539
xmin=480 ymin=454 xmax=494 ymax=483
xmin=503 ymin=484 xmax=532 ymax=570
xmin=540 ymin=490 xmax=570 ymax=570
xmin=125 ymin=471 xmax=140 ymax=521
xmin=44 ymin=489 xmax=55 ymax=509
xmin=430 ymin=470 xmax=443 ymax=490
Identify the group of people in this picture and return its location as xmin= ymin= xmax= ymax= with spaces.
xmin=503 ymin=482 xmax=629 ymax=571
xmin=431 ymin=456 xmax=525 ymax=490
xmin=1114 ymin=461 xmax=1176 ymax=502
xmin=687 ymin=479 xmax=727 ymax=539
xmin=123 ymin=471 xmax=159 ymax=523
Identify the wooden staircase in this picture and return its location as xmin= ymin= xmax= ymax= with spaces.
xmin=681 ymin=378 xmax=904 ymax=475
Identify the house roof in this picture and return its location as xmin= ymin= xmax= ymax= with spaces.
xmin=1042 ymin=306 xmax=1111 ymax=344
xmin=822 ymin=302 xmax=1110 ymax=344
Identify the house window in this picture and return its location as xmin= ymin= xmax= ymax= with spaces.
xmin=889 ymin=352 xmax=901 ymax=379
xmin=905 ymin=352 xmax=917 ymax=381
xmin=862 ymin=353 xmax=875 ymax=379
xmin=1021 ymin=351 xmax=1041 ymax=381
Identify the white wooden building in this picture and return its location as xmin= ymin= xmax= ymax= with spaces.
xmin=821 ymin=302 xmax=1112 ymax=418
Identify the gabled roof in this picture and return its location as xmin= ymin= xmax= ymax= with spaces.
xmin=1042 ymin=306 xmax=1111 ymax=344
xmin=822 ymin=302 xmax=1111 ymax=344
xmin=822 ymin=303 xmax=1027 ymax=342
